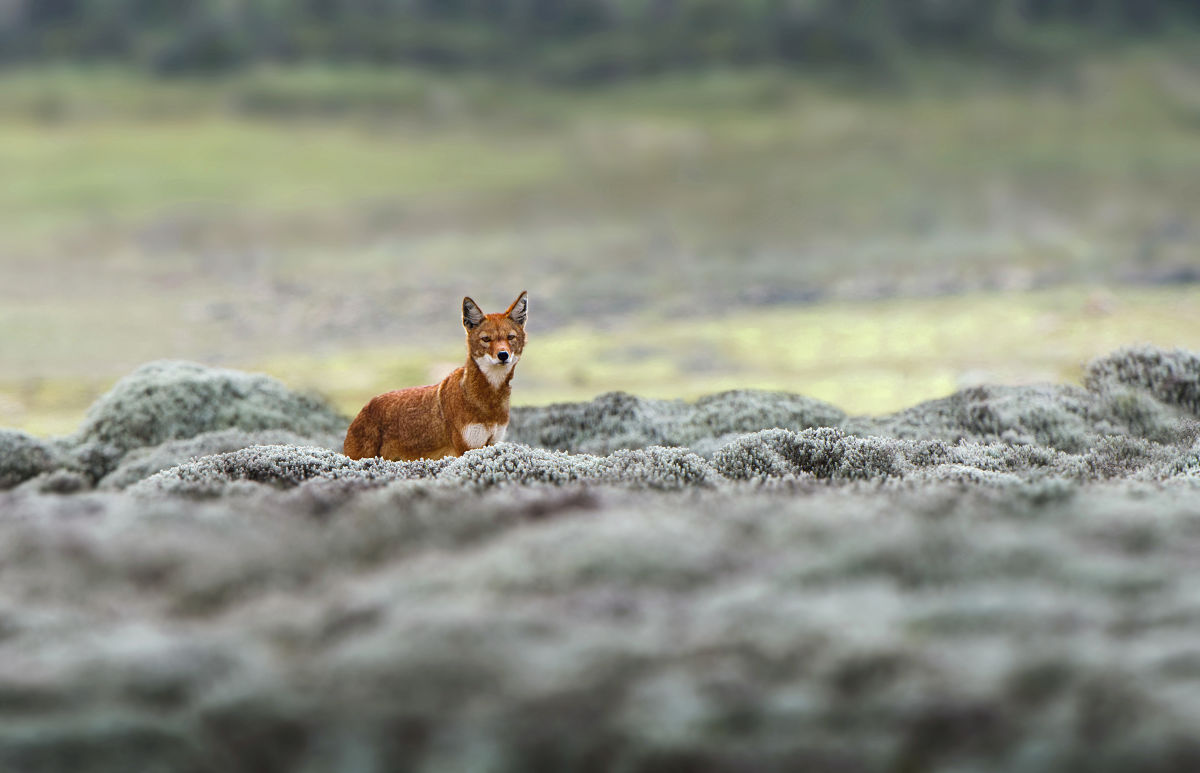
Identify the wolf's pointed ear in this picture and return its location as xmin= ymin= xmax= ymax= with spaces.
xmin=506 ymin=291 xmax=528 ymax=327
xmin=463 ymin=297 xmax=485 ymax=329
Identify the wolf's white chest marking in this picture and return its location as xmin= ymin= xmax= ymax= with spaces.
xmin=461 ymin=422 xmax=507 ymax=449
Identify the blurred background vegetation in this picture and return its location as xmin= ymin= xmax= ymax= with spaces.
xmin=3 ymin=0 xmax=1200 ymax=434
xmin=5 ymin=0 xmax=1200 ymax=79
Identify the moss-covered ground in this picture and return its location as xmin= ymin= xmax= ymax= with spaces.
xmin=2 ymin=351 xmax=1200 ymax=770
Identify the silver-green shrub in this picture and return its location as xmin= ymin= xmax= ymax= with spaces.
xmin=509 ymin=389 xmax=844 ymax=456
xmin=0 ymin=429 xmax=61 ymax=489
xmin=1085 ymin=346 xmax=1200 ymax=415
xmin=713 ymin=427 xmax=908 ymax=482
xmin=99 ymin=428 xmax=344 ymax=490
xmin=131 ymin=445 xmax=441 ymax=498
xmin=70 ymin=360 xmax=348 ymax=478
xmin=848 ymin=384 xmax=1101 ymax=451
xmin=137 ymin=442 xmax=719 ymax=497
xmin=442 ymin=443 xmax=718 ymax=490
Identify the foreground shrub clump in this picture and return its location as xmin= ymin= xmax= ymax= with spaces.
xmin=134 ymin=442 xmax=717 ymax=497
xmin=1 ymin=486 xmax=1199 ymax=771
xmin=714 ymin=427 xmax=910 ymax=482
xmin=99 ymin=428 xmax=347 ymax=490
xmin=1 ymin=347 xmax=1200 ymax=769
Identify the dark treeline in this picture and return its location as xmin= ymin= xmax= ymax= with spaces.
xmin=2 ymin=0 xmax=1198 ymax=80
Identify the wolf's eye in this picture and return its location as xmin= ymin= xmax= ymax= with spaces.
xmin=506 ymin=334 xmax=515 ymax=341
xmin=481 ymin=336 xmax=491 ymax=343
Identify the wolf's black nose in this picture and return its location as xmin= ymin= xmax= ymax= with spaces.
xmin=498 ymin=351 xmax=509 ymax=363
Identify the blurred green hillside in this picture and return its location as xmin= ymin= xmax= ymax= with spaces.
xmin=2 ymin=19 xmax=1200 ymax=434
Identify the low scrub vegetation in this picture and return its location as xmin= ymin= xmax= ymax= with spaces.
xmin=1 ymin=347 xmax=1199 ymax=769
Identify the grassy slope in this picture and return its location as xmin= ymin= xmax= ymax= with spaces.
xmin=8 ymin=285 xmax=1200 ymax=436
xmin=228 ymin=285 xmax=1200 ymax=417
xmin=3 ymin=57 xmax=1200 ymax=434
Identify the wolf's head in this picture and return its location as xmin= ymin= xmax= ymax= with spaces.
xmin=462 ymin=291 xmax=528 ymax=382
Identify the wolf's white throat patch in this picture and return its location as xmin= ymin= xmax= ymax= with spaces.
xmin=474 ymin=355 xmax=517 ymax=390
xmin=461 ymin=422 xmax=506 ymax=449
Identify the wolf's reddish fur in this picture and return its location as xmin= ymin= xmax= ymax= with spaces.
xmin=343 ymin=292 xmax=528 ymax=461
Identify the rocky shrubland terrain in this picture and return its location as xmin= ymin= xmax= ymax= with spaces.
xmin=2 ymin=347 xmax=1200 ymax=772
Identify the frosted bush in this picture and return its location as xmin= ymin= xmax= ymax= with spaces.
xmin=509 ymin=391 xmax=679 ymax=455
xmin=439 ymin=443 xmax=592 ymax=487
xmin=131 ymin=445 xmax=442 ymax=498
xmin=594 ymin=446 xmax=717 ymax=489
xmin=15 ymin=468 xmax=91 ymax=495
xmin=713 ymin=427 xmax=907 ymax=482
xmin=139 ymin=442 xmax=720 ymax=496
xmin=849 ymin=384 xmax=1100 ymax=451
xmin=1090 ymin=385 xmax=1188 ymax=444
xmin=100 ymin=428 xmax=344 ymax=490
xmin=509 ymin=389 xmax=844 ymax=456
xmin=70 ymin=360 xmax=348 ymax=477
xmin=0 ymin=429 xmax=61 ymax=489
xmin=684 ymin=389 xmax=845 ymax=439
xmin=1085 ymin=346 xmax=1200 ymax=415
xmin=441 ymin=444 xmax=716 ymax=490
